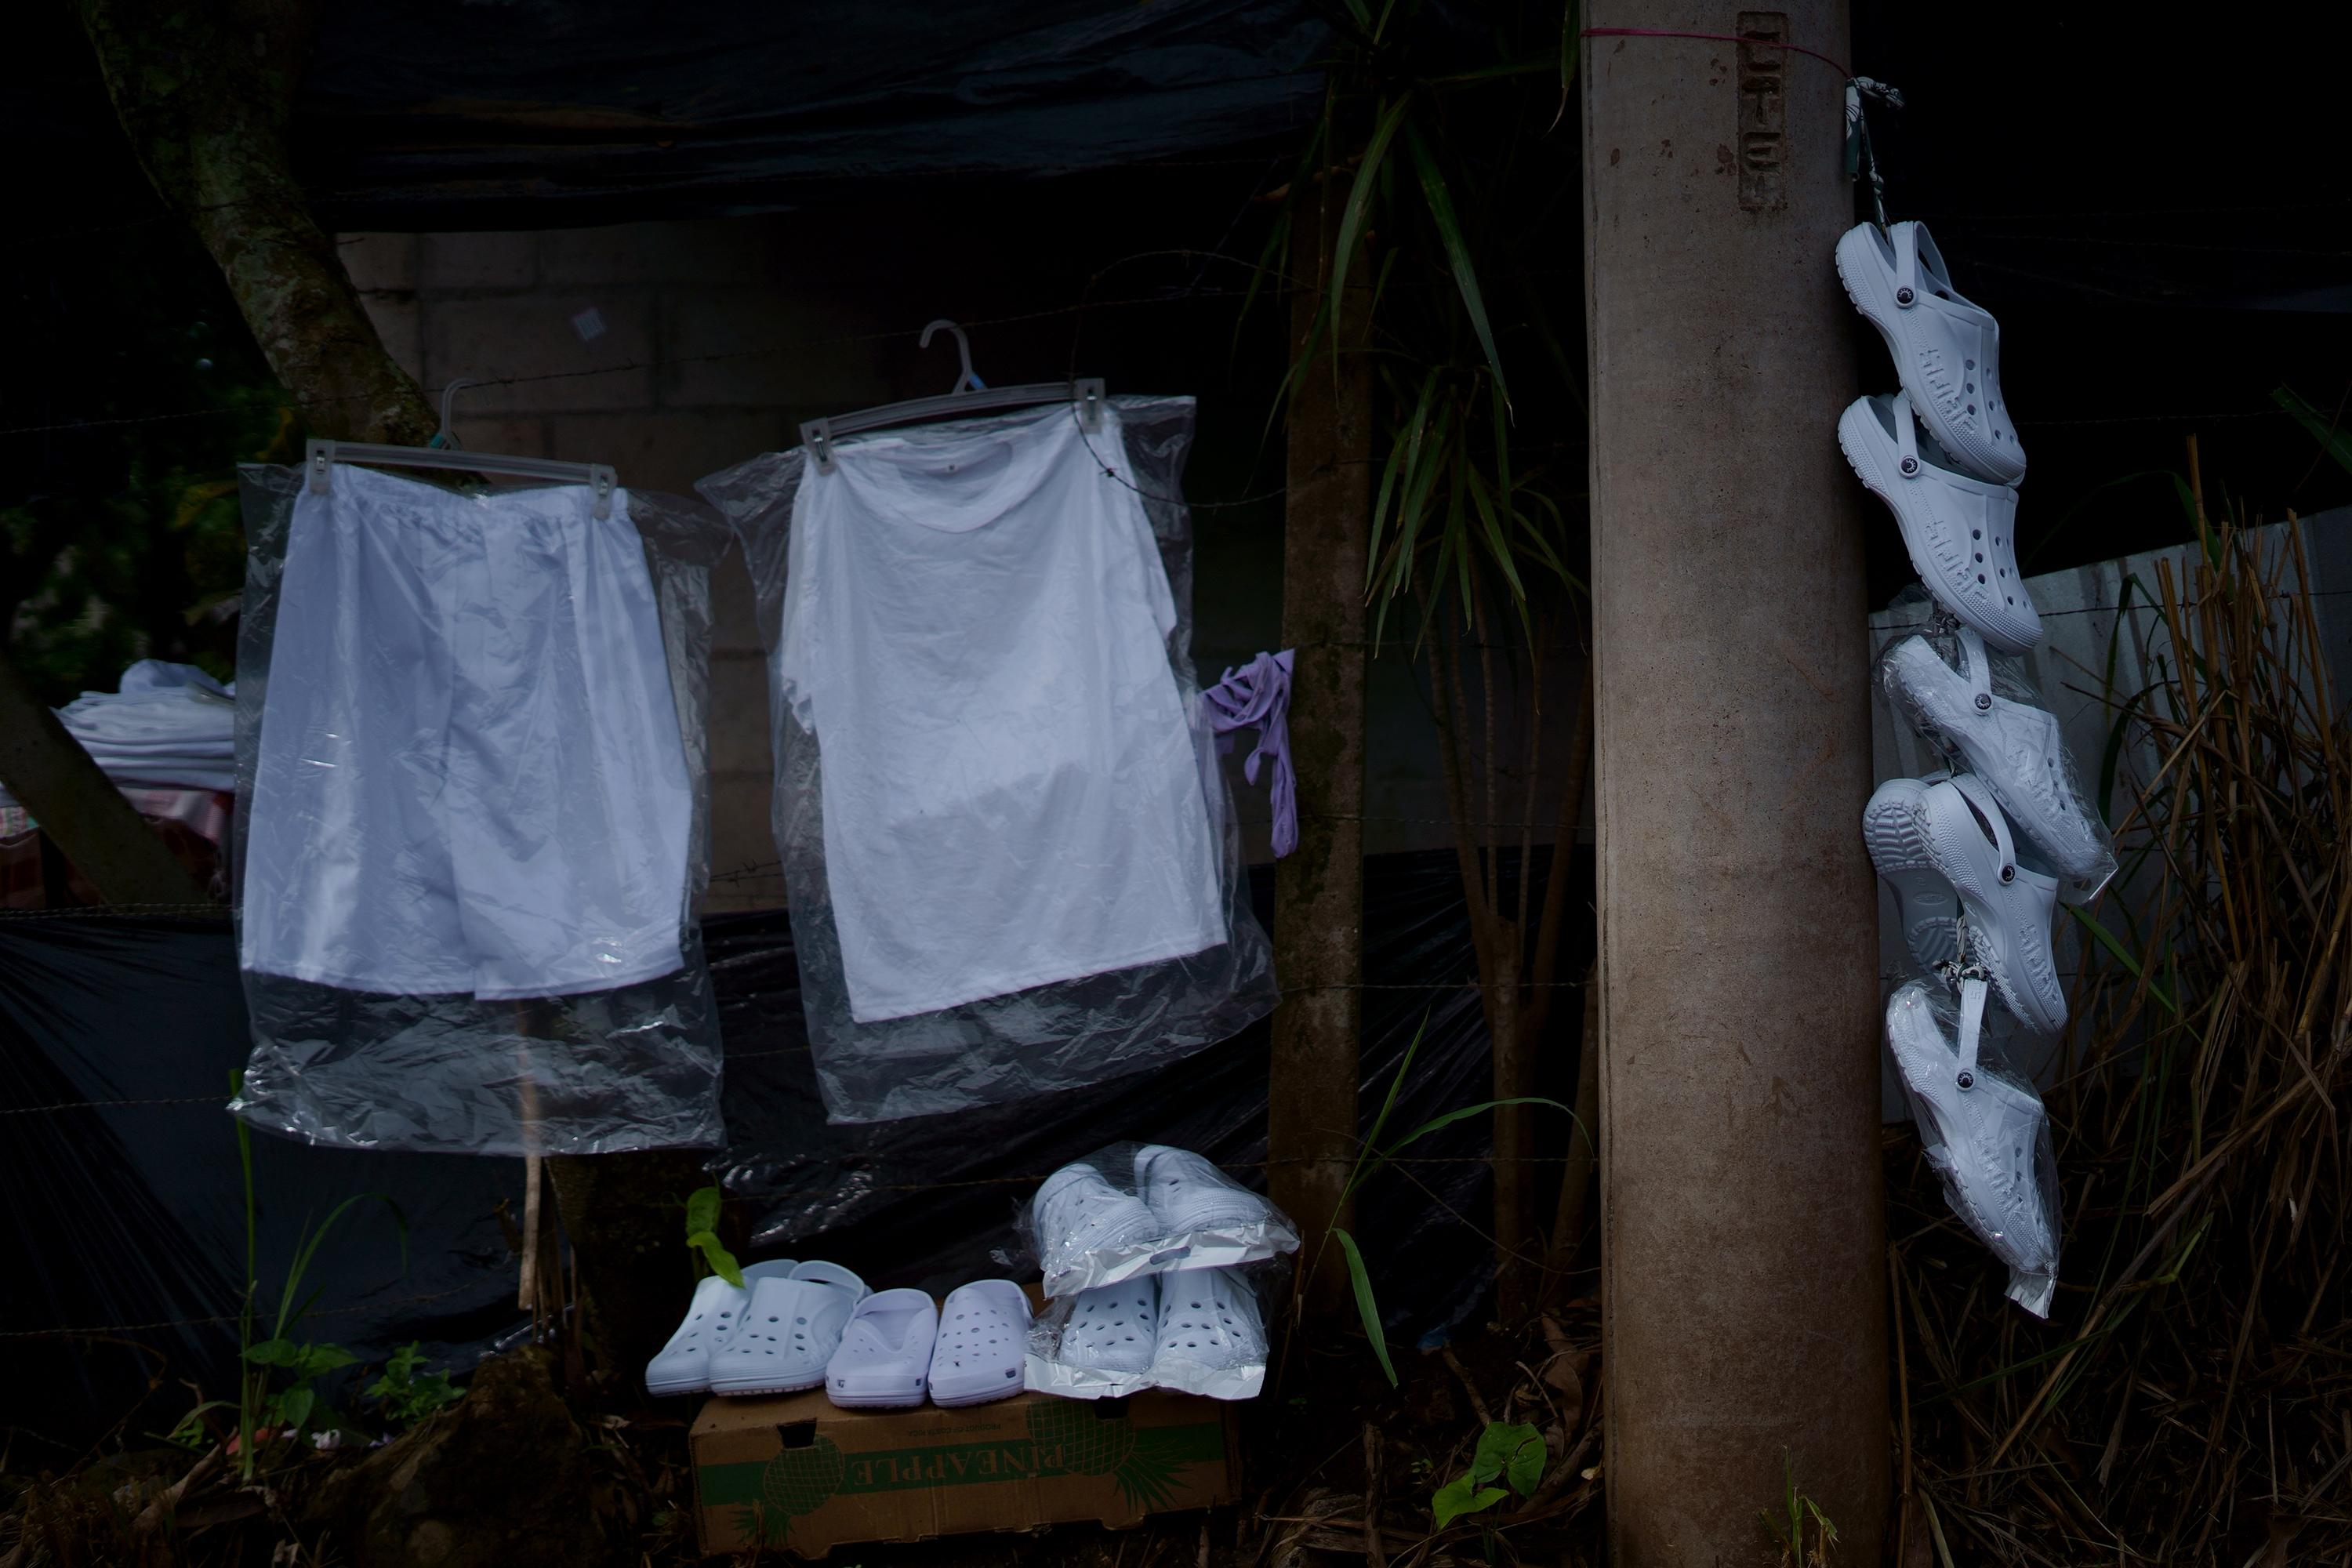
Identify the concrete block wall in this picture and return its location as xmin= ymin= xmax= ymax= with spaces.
xmin=340 ymin=219 xmax=1588 ymax=917
xmin=342 ymin=220 xmax=896 ymax=912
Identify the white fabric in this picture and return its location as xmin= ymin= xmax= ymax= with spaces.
xmin=55 ymin=659 xmax=238 ymax=790
xmin=779 ymin=405 xmax=1225 ymax=1021
xmin=241 ymin=463 xmax=692 ymax=1000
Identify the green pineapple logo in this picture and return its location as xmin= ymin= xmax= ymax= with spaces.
xmin=751 ymin=1434 xmax=845 ymax=1542
xmin=1025 ymin=1400 xmax=1192 ymax=1511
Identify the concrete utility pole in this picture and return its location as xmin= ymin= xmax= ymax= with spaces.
xmin=1582 ymin=5 xmax=1888 ymax=1563
xmin=1267 ymin=188 xmax=1372 ymax=1312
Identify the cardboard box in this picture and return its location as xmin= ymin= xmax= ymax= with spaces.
xmin=691 ymin=1389 xmax=1241 ymax=1557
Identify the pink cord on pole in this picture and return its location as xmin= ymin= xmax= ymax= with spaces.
xmin=1579 ymin=26 xmax=1853 ymax=79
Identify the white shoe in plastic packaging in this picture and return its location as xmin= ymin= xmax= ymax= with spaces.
xmin=643 ymin=1258 xmax=797 ymax=1397
xmin=1886 ymin=980 xmax=2060 ymax=1316
xmin=927 ymin=1280 xmax=1031 ymax=1408
xmin=823 ymin=1287 xmax=937 ymax=1410
xmin=1864 ymin=774 xmax=2067 ymax=1036
xmin=708 ymin=1261 xmax=869 ymax=1396
xmin=1837 ymin=220 xmax=2026 ymax=485
xmin=1881 ymin=626 xmax=2116 ymax=898
xmin=1860 ymin=774 xmax=1961 ymax=977
xmin=1026 ymin=1277 xmax=1161 ymax=1399
xmin=1839 ymin=393 xmax=2042 ymax=654
xmin=1027 ymin=1143 xmax=1300 ymax=1298
xmin=1145 ymin=1265 xmax=1270 ymax=1400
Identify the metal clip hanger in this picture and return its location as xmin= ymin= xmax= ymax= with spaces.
xmin=799 ymin=319 xmax=1104 ymax=476
xmin=304 ymin=380 xmax=619 ymax=520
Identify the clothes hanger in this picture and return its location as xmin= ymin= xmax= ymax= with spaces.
xmin=798 ymin=319 xmax=1104 ymax=475
xmin=304 ymin=378 xmax=620 ymax=519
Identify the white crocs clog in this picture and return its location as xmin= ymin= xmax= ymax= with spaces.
xmin=927 ymin=1280 xmax=1031 ymax=1407
xmin=1840 ymin=393 xmax=2043 ymax=654
xmin=1837 ymin=220 xmax=2026 ymax=485
xmin=709 ymin=1261 xmax=869 ymax=1397
xmin=1886 ymin=980 xmax=2057 ymax=1312
xmin=1860 ymin=777 xmax=1961 ymax=976
xmin=643 ymin=1258 xmax=798 ymax=1397
xmin=1883 ymin=630 xmax=2110 ymax=890
xmin=1134 ymin=1145 xmax=1272 ymax=1233
xmin=1879 ymin=774 xmax=2067 ymax=1035
xmin=1058 ymin=1276 xmax=1160 ymax=1376
xmin=1149 ymin=1267 xmax=1266 ymax=1379
xmin=824 ymin=1287 xmax=938 ymax=1410
xmin=1033 ymin=1162 xmax=1163 ymax=1285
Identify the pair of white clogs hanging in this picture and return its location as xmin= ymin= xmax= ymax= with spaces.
xmin=1838 ymin=221 xmax=2041 ymax=655
xmin=645 ymin=1261 xmax=1029 ymax=1410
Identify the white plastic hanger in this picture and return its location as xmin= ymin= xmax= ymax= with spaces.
xmin=304 ymin=379 xmax=619 ymax=519
xmin=799 ymin=319 xmax=1103 ymax=475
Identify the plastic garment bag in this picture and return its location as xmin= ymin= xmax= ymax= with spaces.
xmin=226 ymin=464 xmax=727 ymax=1156
xmin=699 ymin=395 xmax=1278 ymax=1123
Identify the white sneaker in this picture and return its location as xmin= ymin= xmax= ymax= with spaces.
xmin=1149 ymin=1267 xmax=1267 ymax=1377
xmin=1058 ymin=1276 xmax=1161 ymax=1375
xmin=1840 ymin=393 xmax=2042 ymax=654
xmin=824 ymin=1287 xmax=937 ymax=1410
xmin=642 ymin=1258 xmax=797 ymax=1397
xmin=1033 ymin=1162 xmax=1163 ymax=1286
xmin=1837 ymin=220 xmax=2025 ymax=485
xmin=709 ymin=1261 xmax=869 ymax=1397
xmin=926 ymin=1280 xmax=1031 ymax=1407
xmin=1134 ymin=1145 xmax=1272 ymax=1233
xmin=1883 ymin=630 xmax=2111 ymax=890
xmin=1886 ymin=981 xmax=2058 ymax=1302
xmin=1860 ymin=777 xmax=1961 ymax=975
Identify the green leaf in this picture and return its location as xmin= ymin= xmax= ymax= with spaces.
xmin=685 ymin=1185 xmax=723 ymax=1239
xmin=687 ymin=1229 xmax=746 ymax=1289
xmin=1432 ymin=1478 xmax=1510 ymax=1530
xmin=2272 ymin=384 xmax=2352 ymax=478
xmin=1341 ymin=1014 xmax=1428 ymax=1208
xmin=2066 ymin=906 xmax=2180 ymax=1016
xmin=1329 ymin=94 xmax=1416 ymax=346
xmin=275 ymin=1385 xmax=315 ymax=1432
xmin=1356 ymin=1096 xmax=1573 ymax=1193
xmin=1330 ymin=1229 xmax=1397 ymax=1386
xmin=244 ymin=1337 xmax=298 ymax=1367
xmin=1403 ymin=122 xmax=1509 ymax=410
xmin=289 ymin=1343 xmax=359 ymax=1380
xmin=1470 ymin=1421 xmax=1545 ymax=1494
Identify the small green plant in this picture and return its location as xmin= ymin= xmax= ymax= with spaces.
xmin=1761 ymin=1452 xmax=1838 ymax=1567
xmin=230 ymin=1071 xmax=405 ymax=1475
xmin=363 ymin=1341 xmax=466 ymax=1428
xmin=1432 ymin=1421 xmax=1546 ymax=1529
xmin=684 ymin=1185 xmax=743 ymax=1286
xmin=1320 ymin=1016 xmax=1572 ymax=1384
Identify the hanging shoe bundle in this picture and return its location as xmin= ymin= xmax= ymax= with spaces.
xmin=1020 ymin=1143 xmax=1291 ymax=1400
xmin=1838 ymin=220 xmax=2095 ymax=1314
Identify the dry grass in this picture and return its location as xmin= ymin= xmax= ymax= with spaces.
xmin=1889 ymin=502 xmax=2352 ymax=1565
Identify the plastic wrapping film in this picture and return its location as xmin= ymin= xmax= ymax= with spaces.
xmin=1018 ymin=1141 xmax=1300 ymax=1298
xmin=1886 ymin=979 xmax=2060 ymax=1316
xmin=1874 ymin=598 xmax=2118 ymax=905
xmin=697 ymin=395 xmax=1279 ymax=1123
xmin=225 ymin=464 xmax=728 ymax=1155
xmin=1025 ymin=1261 xmax=1283 ymax=1403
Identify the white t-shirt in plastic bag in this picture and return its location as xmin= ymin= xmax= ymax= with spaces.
xmin=779 ymin=406 xmax=1227 ymax=1022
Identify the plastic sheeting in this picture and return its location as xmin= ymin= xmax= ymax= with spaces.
xmin=699 ymin=397 xmax=1279 ymax=1123
xmin=2 ymin=848 xmax=1525 ymax=1446
xmin=225 ymin=466 xmax=730 ymax=1156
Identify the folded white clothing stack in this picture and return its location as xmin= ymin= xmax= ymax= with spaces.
xmin=53 ymin=660 xmax=237 ymax=793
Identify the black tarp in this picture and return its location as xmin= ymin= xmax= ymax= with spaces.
xmin=0 ymin=849 xmax=1579 ymax=1454
xmin=292 ymin=1 xmax=1329 ymax=229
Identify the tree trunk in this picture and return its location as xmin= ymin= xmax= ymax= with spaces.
xmin=1584 ymin=2 xmax=1889 ymax=1559
xmin=9 ymin=0 xmax=438 ymax=908
xmin=543 ymin=1151 xmax=710 ymax=1396
xmin=74 ymin=0 xmax=434 ymax=447
xmin=1269 ymin=183 xmax=1373 ymax=1317
xmin=0 ymin=653 xmax=210 ymax=906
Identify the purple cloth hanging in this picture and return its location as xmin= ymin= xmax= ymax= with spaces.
xmin=1201 ymin=648 xmax=1296 ymax=858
